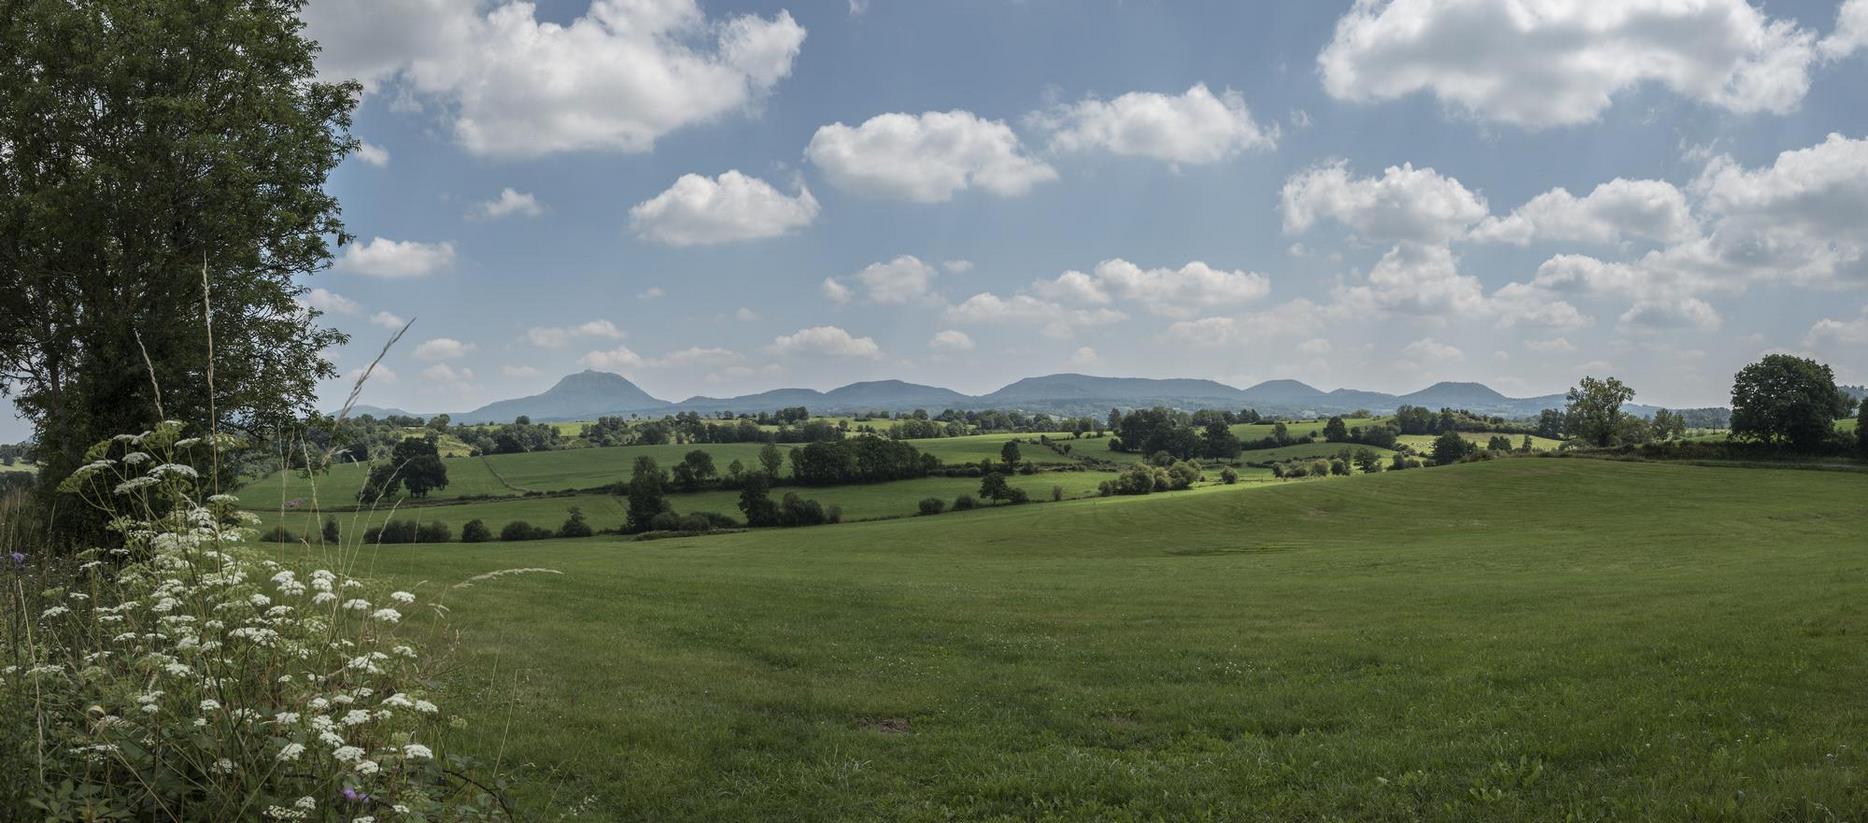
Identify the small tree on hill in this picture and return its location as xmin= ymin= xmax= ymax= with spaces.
xmin=461 ymin=519 xmax=491 ymax=543
xmin=758 ymin=443 xmax=785 ymax=478
xmin=979 ymin=472 xmax=1013 ymax=504
xmin=1729 ymin=354 xmax=1851 ymax=451
xmin=1432 ymin=430 xmax=1473 ymax=465
xmin=558 ymin=507 xmax=594 ymax=538
xmin=1000 ymin=440 xmax=1021 ymax=471
xmin=1323 ymin=416 xmax=1349 ymax=442
xmin=626 ymin=456 xmax=668 ymax=533
xmin=1565 ymin=376 xmax=1635 ymax=447
xmin=321 ymin=518 xmax=340 ymax=545
xmin=738 ymin=473 xmax=780 ymax=527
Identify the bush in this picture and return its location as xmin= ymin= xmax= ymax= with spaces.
xmin=918 ymin=497 xmax=946 ymax=515
xmin=675 ymin=513 xmax=715 ymax=532
xmin=415 ymin=520 xmax=452 ymax=543
xmin=260 ymin=525 xmax=297 ymax=544
xmin=648 ymin=511 xmax=681 ymax=532
xmin=778 ymin=493 xmax=829 ymax=526
xmin=1051 ymin=484 xmax=1065 ymax=502
xmin=6 ymin=421 xmax=485 ymax=815
xmin=557 ymin=507 xmax=594 ymax=538
xmin=1004 ymin=488 xmax=1030 ymax=504
xmin=461 ymin=518 xmax=492 ymax=543
xmin=321 ymin=517 xmax=340 ymax=544
xmin=951 ymin=494 xmax=977 ymax=511
xmin=501 ymin=520 xmax=553 ymax=541
xmin=1220 ymin=467 xmax=1239 ymax=484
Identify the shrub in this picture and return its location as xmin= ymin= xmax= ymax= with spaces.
xmin=416 ymin=521 xmax=451 ymax=543
xmin=778 ymin=493 xmax=829 ymax=527
xmin=501 ymin=520 xmax=552 ymax=541
xmin=6 ymin=421 xmax=488 ymax=816
xmin=687 ymin=511 xmax=739 ymax=530
xmin=952 ymin=494 xmax=977 ymax=511
xmin=321 ymin=517 xmax=340 ymax=544
xmin=1004 ymin=488 xmax=1030 ymax=504
xmin=461 ymin=518 xmax=491 ymax=543
xmin=1220 ymin=467 xmax=1239 ymax=484
xmin=1097 ymin=481 xmax=1114 ymax=497
xmin=648 ymin=511 xmax=681 ymax=532
xmin=557 ymin=507 xmax=594 ymax=538
xmin=675 ymin=513 xmax=715 ymax=533
xmin=260 ymin=525 xmax=297 ymax=544
xmin=1329 ymin=458 xmax=1350 ymax=476
xmin=918 ymin=497 xmax=946 ymax=515
xmin=1051 ymin=485 xmax=1064 ymax=502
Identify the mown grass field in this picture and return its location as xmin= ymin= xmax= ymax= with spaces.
xmin=1395 ymin=432 xmax=1564 ymax=451
xmin=323 ymin=458 xmax=1868 ymax=820
xmin=253 ymin=469 xmax=1218 ymax=538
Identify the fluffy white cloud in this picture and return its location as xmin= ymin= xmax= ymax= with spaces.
xmin=301 ymin=288 xmax=359 ymax=315
xmin=629 ymin=171 xmax=818 ymax=246
xmin=1034 ymin=259 xmax=1270 ymax=318
xmin=1689 ymin=132 xmax=1868 ymax=284
xmin=1318 ymin=0 xmax=1820 ymax=129
xmin=337 ymin=237 xmax=455 ymax=278
xmin=734 ymin=307 xmax=758 ymax=322
xmin=1029 ymin=84 xmax=1275 ymax=165
xmin=1402 ymin=337 xmax=1464 ymax=363
xmin=580 ymin=345 xmax=646 ymax=370
xmin=1281 ymin=161 xmax=1488 ymax=244
xmin=346 ymin=364 xmax=398 ymax=386
xmin=354 ymin=141 xmax=390 ymax=167
xmin=421 ymin=363 xmax=476 ymax=386
xmin=1337 ymin=242 xmax=1486 ymax=316
xmin=929 ymin=329 xmax=975 ymax=352
xmin=413 ymin=337 xmax=475 ymax=361
xmin=525 ymin=320 xmax=625 ymax=348
xmin=1163 ymin=299 xmax=1349 ymax=348
xmin=370 ymin=311 xmax=407 ymax=330
xmin=637 ymin=287 xmax=665 ymax=300
xmin=823 ymin=255 xmax=939 ymax=305
xmin=1805 ymin=305 xmax=1868 ymax=346
xmin=1471 ymin=178 xmax=1696 ymax=246
xmin=1619 ymin=297 xmax=1723 ymax=331
xmin=805 ymin=110 xmax=1056 ymax=202
xmin=766 ymin=325 xmax=881 ymax=358
xmin=303 ymin=0 xmax=806 ymax=156
xmin=944 ymin=293 xmax=1126 ymax=339
xmin=941 ymin=259 xmax=974 ymax=273
xmin=472 ymin=188 xmax=543 ymax=220
xmin=1487 ymin=282 xmax=1592 ymax=329
xmin=501 ymin=364 xmax=541 ymax=378
xmin=1067 ymin=346 xmax=1100 ymax=366
xmin=1821 ymin=0 xmax=1868 ymax=59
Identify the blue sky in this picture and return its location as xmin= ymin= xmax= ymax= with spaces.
xmin=8 ymin=0 xmax=1868 ymax=439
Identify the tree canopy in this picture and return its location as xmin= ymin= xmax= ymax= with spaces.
xmin=0 ymin=0 xmax=357 ymax=527
xmin=1729 ymin=355 xmax=1851 ymax=451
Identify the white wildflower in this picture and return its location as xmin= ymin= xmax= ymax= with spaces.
xmin=331 ymin=745 xmax=365 ymax=763
xmin=390 ymin=591 xmax=416 ymax=604
xmin=277 ymin=742 xmax=306 ymax=762
xmin=370 ymin=608 xmax=401 ymax=624
xmin=341 ymin=598 xmax=370 ymax=612
xmin=402 ymin=743 xmax=433 ymax=759
xmin=341 ymin=709 xmax=371 ymax=726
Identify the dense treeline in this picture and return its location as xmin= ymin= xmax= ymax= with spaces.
xmin=788 ymin=437 xmax=941 ymax=485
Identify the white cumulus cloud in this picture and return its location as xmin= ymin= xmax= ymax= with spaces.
xmin=1471 ymin=178 xmax=1697 ymax=246
xmin=1030 ymin=83 xmax=1275 ymax=166
xmin=1281 ymin=161 xmax=1488 ymax=244
xmin=823 ymin=255 xmax=939 ymax=305
xmin=581 ymin=345 xmax=646 ymax=371
xmin=525 ymin=320 xmax=625 ymax=348
xmin=472 ymin=188 xmax=543 ymax=220
xmin=806 ymin=110 xmax=1056 ymax=202
xmin=767 ymin=325 xmax=881 ymax=358
xmin=929 ymin=329 xmax=975 ymax=352
xmin=413 ymin=337 xmax=475 ymax=361
xmin=629 ymin=170 xmax=818 ymax=246
xmin=302 ymin=0 xmax=807 ymax=157
xmin=337 ymin=237 xmax=456 ymax=278
xmin=1318 ymin=0 xmax=1821 ymax=129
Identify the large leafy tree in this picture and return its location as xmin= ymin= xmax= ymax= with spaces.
xmin=0 ymin=1 xmax=356 ymax=514
xmin=1564 ymin=376 xmax=1636 ymax=448
xmin=1729 ymin=355 xmax=1851 ymax=451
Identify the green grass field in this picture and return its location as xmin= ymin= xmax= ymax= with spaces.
xmin=1395 ymin=432 xmax=1563 ymax=451
xmin=254 ymin=469 xmax=1191 ymax=538
xmin=322 ymin=458 xmax=1868 ymax=819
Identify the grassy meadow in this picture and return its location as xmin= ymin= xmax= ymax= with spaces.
xmin=317 ymin=458 xmax=1868 ymax=819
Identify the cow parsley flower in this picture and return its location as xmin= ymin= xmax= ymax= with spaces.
xmin=402 ymin=743 xmax=434 ymax=759
xmin=370 ymin=608 xmax=401 ymax=624
xmin=277 ymin=742 xmax=306 ymax=762
xmin=331 ymin=745 xmax=365 ymax=763
xmin=390 ymin=591 xmax=416 ymax=604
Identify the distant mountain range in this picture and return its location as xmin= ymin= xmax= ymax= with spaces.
xmin=347 ymin=370 xmax=1610 ymax=423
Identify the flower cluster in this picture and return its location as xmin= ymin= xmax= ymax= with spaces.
xmin=2 ymin=422 xmax=501 ymax=819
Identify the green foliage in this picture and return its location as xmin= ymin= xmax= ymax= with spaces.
xmin=951 ymin=494 xmax=977 ymax=511
xmin=500 ymin=520 xmax=554 ymax=541
xmin=737 ymin=473 xmax=780 ymax=527
xmin=1219 ymin=467 xmax=1240 ymax=484
xmin=978 ymin=472 xmax=1013 ymax=504
xmin=2 ymin=423 xmax=485 ymax=816
xmin=626 ymin=456 xmax=668 ymax=533
xmin=1000 ymin=440 xmax=1021 ymax=470
xmin=1729 ymin=354 xmax=1851 ymax=451
xmin=1323 ymin=416 xmax=1349 ymax=442
xmin=1565 ymin=376 xmax=1637 ymax=447
xmin=461 ymin=519 xmax=492 ymax=543
xmin=917 ymin=497 xmax=946 ymax=515
xmin=0 ymin=0 xmax=356 ymax=531
xmin=670 ymin=449 xmax=718 ymax=492
xmin=558 ymin=507 xmax=594 ymax=538
xmin=1432 ymin=430 xmax=1476 ymax=465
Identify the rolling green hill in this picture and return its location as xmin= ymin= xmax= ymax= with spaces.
xmin=338 ymin=458 xmax=1868 ymax=819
